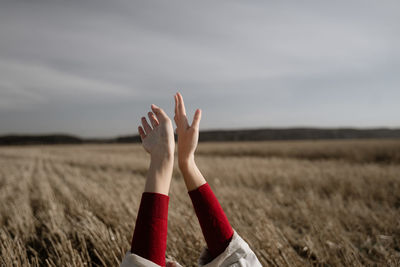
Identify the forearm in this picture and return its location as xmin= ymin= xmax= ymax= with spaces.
xmin=188 ymin=183 xmax=233 ymax=259
xmin=179 ymin=156 xmax=206 ymax=191
xmin=130 ymin=154 xmax=173 ymax=266
xmin=130 ymin=192 xmax=169 ymax=266
xmin=180 ymin=155 xmax=233 ymax=258
xmin=144 ymin=154 xmax=174 ymax=195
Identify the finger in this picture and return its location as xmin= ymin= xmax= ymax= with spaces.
xmin=174 ymin=94 xmax=179 ymax=125
xmin=151 ymin=104 xmax=168 ymax=122
xmin=174 ymin=94 xmax=178 ymax=116
xmin=141 ymin=116 xmax=152 ymax=134
xmin=176 ymin=93 xmax=189 ymax=128
xmin=173 ymin=114 xmax=178 ymax=127
xmin=177 ymin=92 xmax=186 ymax=116
xmin=191 ymin=108 xmax=202 ymax=129
xmin=148 ymin=112 xmax=159 ymax=128
xmin=138 ymin=126 xmax=146 ymax=140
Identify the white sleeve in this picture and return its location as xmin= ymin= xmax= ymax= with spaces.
xmin=198 ymin=230 xmax=262 ymax=267
xmin=120 ymin=252 xmax=161 ymax=267
xmin=120 ymin=252 xmax=183 ymax=267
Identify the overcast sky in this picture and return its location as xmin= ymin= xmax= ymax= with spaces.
xmin=0 ymin=0 xmax=399 ymax=137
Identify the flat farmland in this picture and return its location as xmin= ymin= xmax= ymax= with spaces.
xmin=1 ymin=140 xmax=399 ymax=266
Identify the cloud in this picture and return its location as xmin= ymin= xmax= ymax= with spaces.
xmin=0 ymin=60 xmax=136 ymax=110
xmin=0 ymin=0 xmax=399 ymax=136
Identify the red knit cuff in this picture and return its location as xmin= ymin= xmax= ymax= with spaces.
xmin=189 ymin=183 xmax=234 ymax=259
xmin=138 ymin=192 xmax=169 ymax=219
xmin=131 ymin=192 xmax=169 ymax=266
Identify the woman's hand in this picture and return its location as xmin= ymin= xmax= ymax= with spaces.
xmin=174 ymin=93 xmax=202 ymax=168
xmin=139 ymin=104 xmax=175 ymax=161
xmin=138 ymin=104 xmax=175 ymax=195
xmin=174 ymin=93 xmax=206 ymax=191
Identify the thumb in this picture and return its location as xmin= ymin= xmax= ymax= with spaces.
xmin=191 ymin=109 xmax=201 ymax=129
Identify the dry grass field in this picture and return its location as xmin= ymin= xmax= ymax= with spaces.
xmin=1 ymin=139 xmax=400 ymax=266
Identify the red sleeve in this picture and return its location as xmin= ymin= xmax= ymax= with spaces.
xmin=189 ymin=183 xmax=234 ymax=259
xmin=130 ymin=192 xmax=169 ymax=266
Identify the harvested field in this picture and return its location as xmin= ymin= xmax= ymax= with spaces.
xmin=1 ymin=139 xmax=400 ymax=266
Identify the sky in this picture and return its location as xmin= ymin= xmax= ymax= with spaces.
xmin=0 ymin=0 xmax=399 ymax=137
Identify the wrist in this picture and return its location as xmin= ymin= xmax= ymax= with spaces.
xmin=144 ymin=167 xmax=172 ymax=195
xmin=151 ymin=152 xmax=174 ymax=166
xmin=149 ymin=155 xmax=174 ymax=177
xmin=178 ymin=154 xmax=195 ymax=171
xmin=178 ymin=156 xmax=206 ymax=191
xmin=145 ymin=154 xmax=174 ymax=196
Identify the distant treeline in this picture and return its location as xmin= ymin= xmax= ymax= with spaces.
xmin=1 ymin=128 xmax=400 ymax=145
xmin=197 ymin=128 xmax=400 ymax=142
xmin=0 ymin=135 xmax=84 ymax=145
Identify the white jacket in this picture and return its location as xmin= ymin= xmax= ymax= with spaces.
xmin=120 ymin=231 xmax=262 ymax=267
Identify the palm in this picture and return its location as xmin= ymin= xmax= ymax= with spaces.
xmin=174 ymin=93 xmax=201 ymax=162
xmin=142 ymin=122 xmax=173 ymax=154
xmin=138 ymin=104 xmax=174 ymax=158
xmin=177 ymin=126 xmax=198 ymax=154
xmin=142 ymin=127 xmax=159 ymax=153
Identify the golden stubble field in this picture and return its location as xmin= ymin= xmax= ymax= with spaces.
xmin=1 ymin=140 xmax=400 ymax=266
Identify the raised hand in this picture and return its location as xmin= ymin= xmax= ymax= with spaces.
xmin=138 ymin=104 xmax=175 ymax=161
xmin=138 ymin=104 xmax=175 ymax=195
xmin=174 ymin=93 xmax=202 ymax=168
xmin=174 ymin=93 xmax=206 ymax=191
